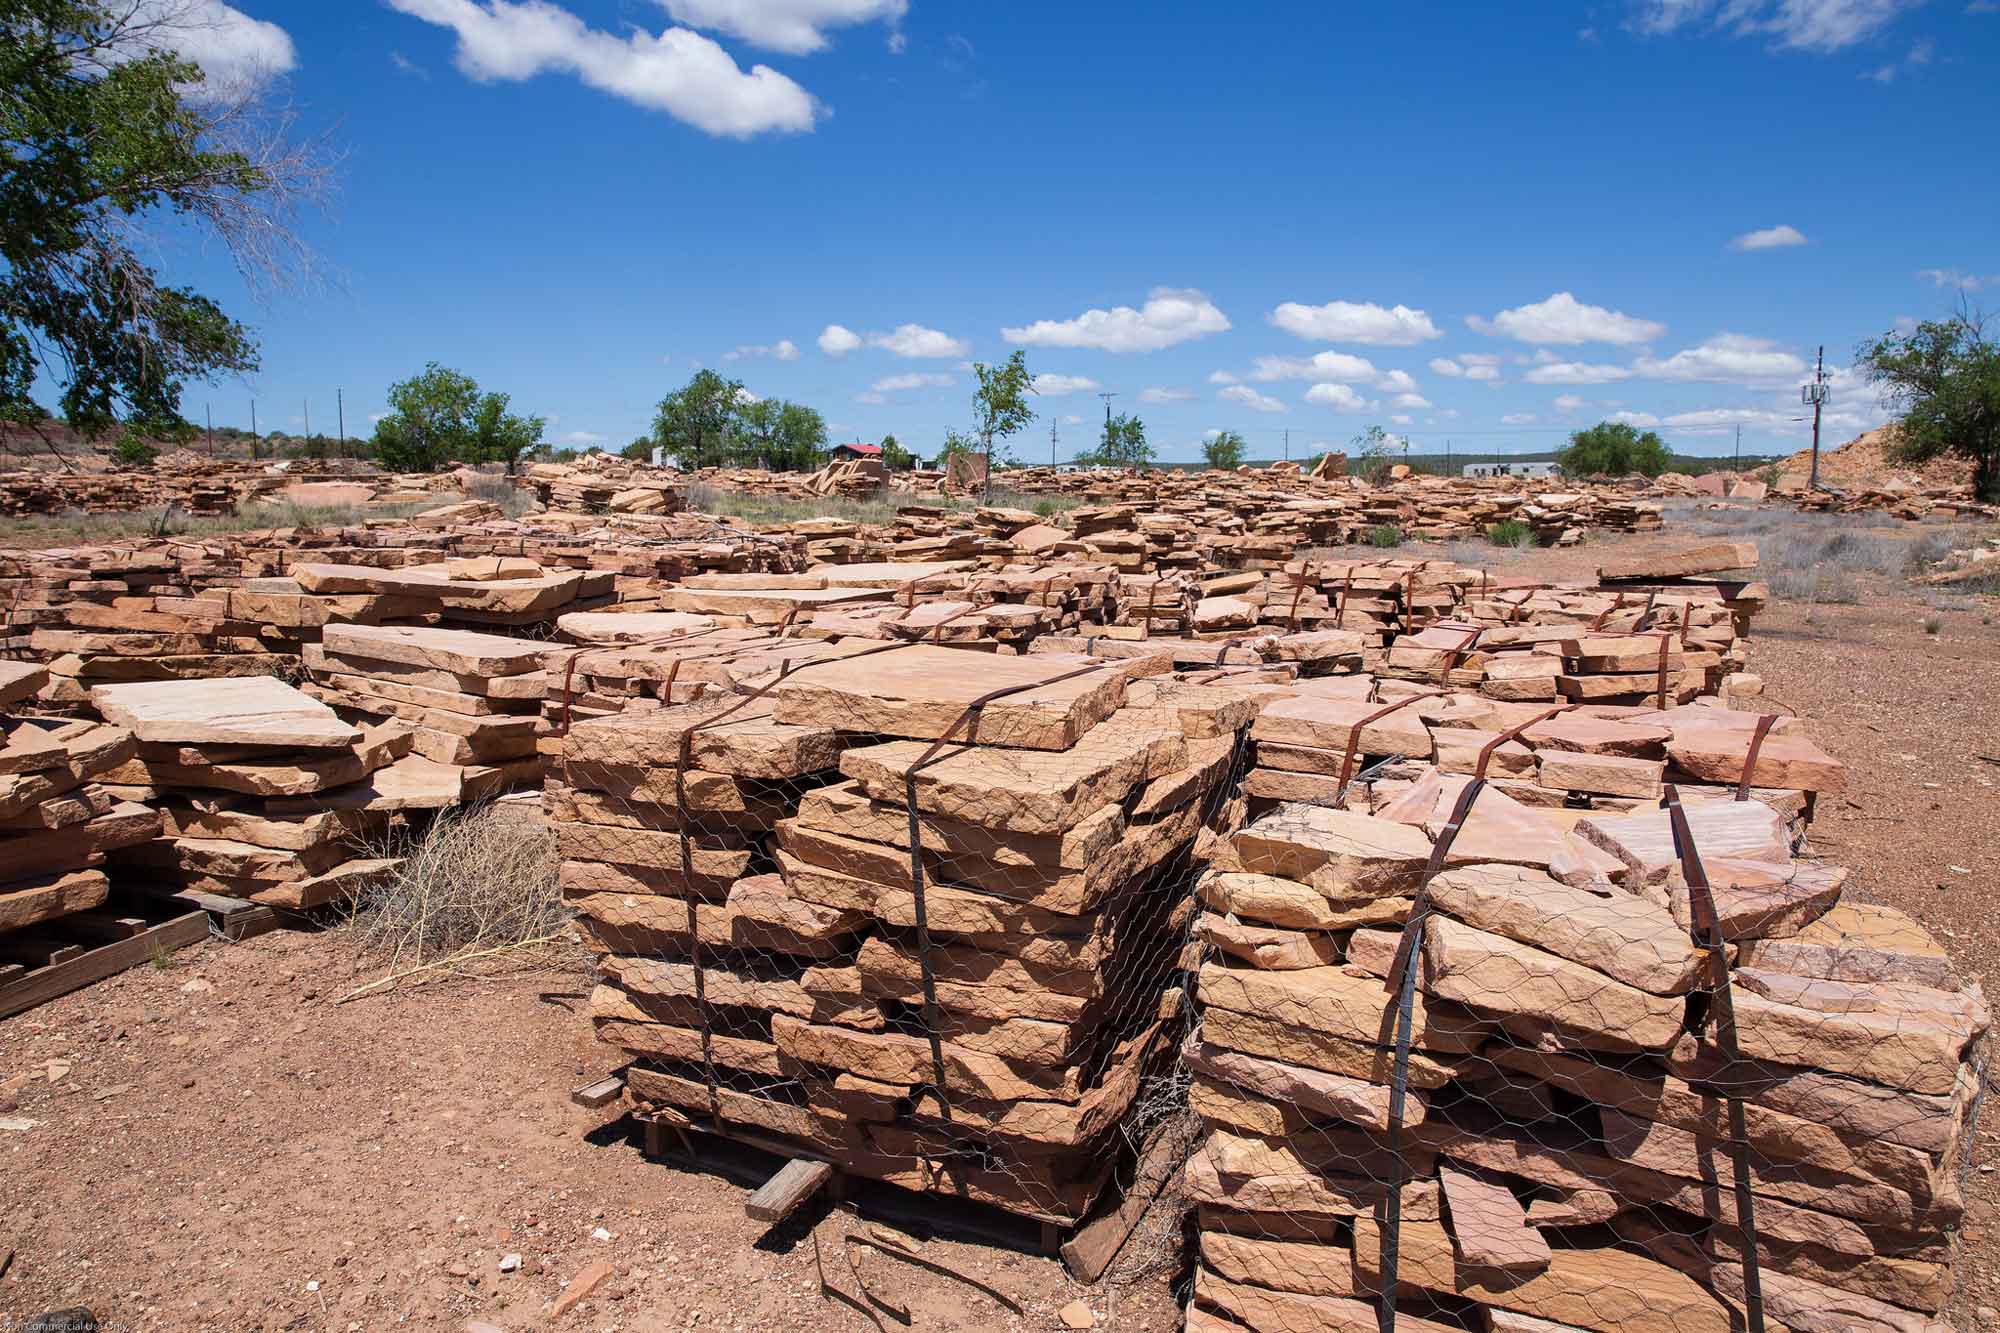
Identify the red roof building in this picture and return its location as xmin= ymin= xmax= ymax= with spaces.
xmin=828 ymin=442 xmax=883 ymax=461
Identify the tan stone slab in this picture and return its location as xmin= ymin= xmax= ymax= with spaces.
xmin=1666 ymin=720 xmax=1847 ymax=793
xmin=1233 ymin=804 xmax=1431 ymax=890
xmin=1354 ymin=1218 xmax=1732 ymax=1333
xmin=838 ymin=717 xmax=1185 ymax=834
xmin=1251 ymin=694 xmax=1434 ymax=758
xmin=1193 ymin=912 xmax=1342 ymax=969
xmin=1537 ymin=749 xmax=1665 ymax=799
xmin=294 ymin=562 xmax=581 ymax=613
xmin=771 ymin=645 xmax=1128 ymax=751
xmin=0 ymin=661 xmax=49 ymax=709
xmin=1424 ymin=863 xmax=1700 ymax=995
xmin=563 ymin=703 xmax=839 ymax=780
xmin=1437 ymin=1165 xmax=1550 ymax=1274
xmin=1575 ymin=799 xmax=1789 ymax=887
xmin=1728 ymin=969 xmax=1985 ymax=1096
xmin=1184 ymin=1037 xmax=1417 ymax=1131
xmin=322 ymin=623 xmax=548 ymax=676
xmin=1738 ymin=900 xmax=1956 ymax=990
xmin=556 ymin=610 xmax=718 ymax=644
xmin=91 ymin=676 xmax=358 ymax=749
xmin=1197 ymin=1236 xmax=1359 ymax=1301
xmin=1419 ymin=916 xmax=1687 ymax=1052
xmin=1200 ymin=1006 xmax=1459 ymax=1088
xmin=302 ymin=644 xmax=547 ymax=699
xmin=0 ymin=868 xmax=109 ymax=932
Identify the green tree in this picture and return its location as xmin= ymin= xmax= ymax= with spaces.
xmin=652 ymin=369 xmax=745 ymax=470
xmin=734 ymin=397 xmax=826 ymax=471
xmin=937 ymin=427 xmax=979 ymax=464
xmin=1859 ymin=310 xmax=2000 ymax=502
xmin=971 ymin=351 xmax=1036 ymax=480
xmin=1 ymin=1 xmax=328 ymax=448
xmin=1557 ymin=421 xmax=1672 ymax=477
xmin=369 ymin=363 xmax=544 ymax=472
xmin=1078 ymin=413 xmax=1153 ymax=468
xmin=621 ymin=436 xmax=654 ymax=461
xmin=879 ymin=433 xmax=914 ymax=470
xmin=1202 ymin=429 xmax=1247 ymax=470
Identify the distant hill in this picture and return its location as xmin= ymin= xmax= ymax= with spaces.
xmin=1153 ymin=449 xmax=1783 ymax=477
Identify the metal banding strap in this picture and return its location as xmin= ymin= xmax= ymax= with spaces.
xmin=1663 ymin=783 xmax=1767 ymax=1333
xmin=1331 ymin=689 xmax=1447 ymax=806
xmin=1736 ymin=713 xmax=1778 ymax=800
xmin=1377 ymin=776 xmax=1487 ymax=1333
xmin=896 ymin=659 xmax=1126 ymax=1122
xmin=1473 ymin=703 xmax=1579 ymax=781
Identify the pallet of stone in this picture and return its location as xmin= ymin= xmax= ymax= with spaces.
xmin=91 ymin=677 xmax=409 ymax=910
xmin=1238 ymin=676 xmax=1845 ymax=817
xmin=1182 ymin=766 xmax=1980 ymax=1333
xmin=287 ymin=559 xmax=614 ymax=629
xmin=560 ymin=642 xmax=1238 ymax=1227
xmin=535 ymin=631 xmax=886 ymax=736
xmin=1 ymin=661 xmax=158 ymax=942
xmin=301 ymin=623 xmax=547 ymax=782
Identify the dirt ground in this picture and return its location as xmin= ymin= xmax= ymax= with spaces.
xmin=2 ymin=512 xmax=1998 ymax=1333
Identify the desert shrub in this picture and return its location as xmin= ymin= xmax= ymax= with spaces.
xmin=1367 ymin=523 xmax=1404 ymax=548
xmin=1486 ymin=518 xmax=1535 ymax=548
xmin=353 ymin=805 xmax=566 ymax=969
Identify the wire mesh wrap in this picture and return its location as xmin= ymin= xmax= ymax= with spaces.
xmin=1183 ymin=668 xmax=1986 ymax=1333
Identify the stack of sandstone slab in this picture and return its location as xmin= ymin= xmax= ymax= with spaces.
xmin=1237 ymin=683 xmax=1836 ymax=814
xmin=1183 ymin=708 xmax=1982 ymax=1333
xmin=0 ymin=662 xmax=156 ymax=941
xmin=301 ymin=623 xmax=546 ymax=786
xmin=92 ymin=677 xmax=410 ymax=911
xmin=553 ymin=642 xmax=1245 ymax=1226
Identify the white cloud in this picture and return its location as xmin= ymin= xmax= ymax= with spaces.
xmin=1525 ymin=359 xmax=1633 ymax=385
xmin=1377 ymin=369 xmax=1421 ymax=395
xmin=1062 ymin=414 xmax=1083 ymax=425
xmin=724 ymin=338 xmax=800 ymax=361
xmin=1304 ymin=383 xmax=1373 ymax=413
xmin=854 ymin=391 xmax=886 ymax=405
xmin=383 ymin=0 xmax=818 ymax=138
xmin=1219 ymin=384 xmax=1285 ymax=414
xmin=655 ymin=0 xmax=906 ymax=54
xmin=1553 ymin=394 xmax=1588 ymax=412
xmin=1610 ymin=411 xmax=1662 ymax=428
xmin=1635 ymin=333 xmax=1806 ymax=385
xmin=1917 ymin=268 xmax=1997 ymax=291
xmin=886 ymin=29 xmax=906 ymax=53
xmin=870 ymin=372 xmax=952 ymax=392
xmin=1003 ymin=287 xmax=1230 ymax=353
xmin=870 ymin=323 xmax=968 ymax=358
xmin=1248 ymin=351 xmax=1379 ymax=383
xmin=818 ymin=324 xmax=863 ymax=356
xmin=1661 ymin=407 xmax=1793 ymax=434
xmin=1267 ymin=300 xmax=1441 ymax=346
xmin=1501 ymin=412 xmax=1538 ymax=425
xmin=1031 ymin=373 xmax=1100 ymax=395
xmin=1391 ymin=392 xmax=1432 ymax=409
xmin=1429 ymin=357 xmax=1465 ymax=378
xmin=1391 ymin=414 xmax=1415 ymax=426
xmin=1865 ymin=35 xmax=1935 ymax=80
xmin=1207 ymin=370 xmax=1240 ymax=385
xmin=1140 ymin=386 xmax=1194 ymax=403
xmin=131 ymin=0 xmax=298 ymax=101
xmin=1629 ymin=0 xmax=1921 ymax=52
xmin=564 ymin=430 xmax=604 ymax=445
xmin=1430 ymin=354 xmax=1502 ymax=383
xmin=390 ymin=50 xmax=429 ymax=77
xmin=733 ymin=386 xmax=761 ymax=404
xmin=1730 ymin=224 xmax=1808 ymax=251
xmin=1467 ymin=292 xmax=1665 ymax=346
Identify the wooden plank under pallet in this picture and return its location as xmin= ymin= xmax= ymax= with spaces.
xmin=571 ymin=1070 xmax=627 ymax=1109
xmin=117 ymin=883 xmax=280 ymax=942
xmin=0 ymin=911 xmax=208 ymax=1020
xmin=746 ymin=1158 xmax=833 ymax=1224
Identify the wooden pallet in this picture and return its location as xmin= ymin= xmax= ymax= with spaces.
xmin=115 ymin=882 xmax=283 ymax=942
xmin=0 ymin=908 xmax=208 ymax=1020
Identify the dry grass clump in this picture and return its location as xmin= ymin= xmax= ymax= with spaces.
xmin=343 ymin=804 xmax=571 ymax=999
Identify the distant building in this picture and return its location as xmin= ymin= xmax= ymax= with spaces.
xmin=1463 ymin=460 xmax=1563 ymax=480
xmin=828 ymin=442 xmax=883 ymax=462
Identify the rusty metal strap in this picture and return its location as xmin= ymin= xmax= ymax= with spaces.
xmin=1475 ymin=702 xmax=1579 ymax=781
xmin=1333 ymin=689 xmax=1447 ymax=803
xmin=898 ymin=659 xmax=1128 ymax=1120
xmin=1736 ymin=713 xmax=1778 ymax=800
xmin=1662 ymin=783 xmax=1767 ymax=1333
xmin=1377 ymin=775 xmax=1486 ymax=1333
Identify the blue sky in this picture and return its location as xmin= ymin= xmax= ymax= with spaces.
xmin=136 ymin=0 xmax=2000 ymax=462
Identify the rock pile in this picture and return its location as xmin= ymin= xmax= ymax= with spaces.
xmin=0 ymin=662 xmax=156 ymax=939
xmin=553 ymin=642 xmax=1241 ymax=1224
xmin=1183 ymin=703 xmax=1981 ymax=1333
xmin=92 ymin=677 xmax=411 ymax=910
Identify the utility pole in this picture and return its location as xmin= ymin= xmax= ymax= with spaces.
xmin=1283 ymin=429 xmax=1289 ymax=462
xmin=206 ymin=404 xmax=213 ymax=456
xmin=1097 ymin=392 xmax=1117 ymax=462
xmin=1446 ymin=439 xmax=1453 ymax=476
xmin=250 ymin=400 xmax=258 ymax=460
xmin=1733 ymin=424 xmax=1741 ymax=471
xmin=1050 ymin=417 xmax=1058 ymax=467
xmin=337 ymin=388 xmax=345 ymax=456
xmin=1801 ymin=346 xmax=1828 ymax=490
xmin=303 ymin=398 xmax=310 ymax=442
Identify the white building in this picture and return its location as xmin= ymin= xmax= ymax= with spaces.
xmin=1463 ymin=461 xmax=1563 ymax=480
